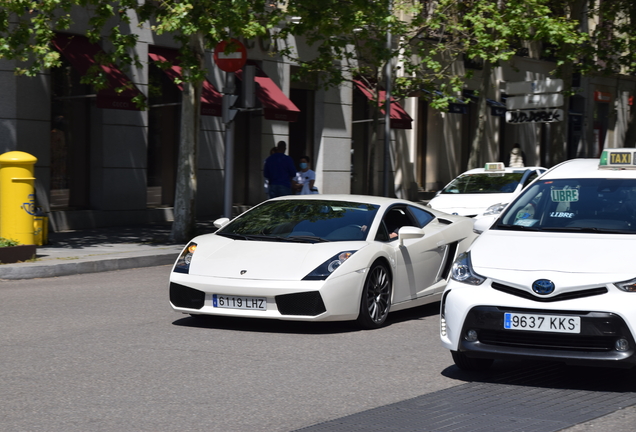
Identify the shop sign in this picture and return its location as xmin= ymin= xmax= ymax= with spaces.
xmin=505 ymin=109 xmax=563 ymax=124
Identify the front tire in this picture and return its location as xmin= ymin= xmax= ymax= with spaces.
xmin=357 ymin=262 xmax=392 ymax=329
xmin=451 ymin=351 xmax=493 ymax=371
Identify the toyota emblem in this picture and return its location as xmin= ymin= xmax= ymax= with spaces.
xmin=532 ymin=279 xmax=555 ymax=295
xmin=240 ymin=270 xmax=247 ymax=275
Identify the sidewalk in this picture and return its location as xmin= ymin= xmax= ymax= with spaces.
xmin=0 ymin=221 xmax=217 ymax=280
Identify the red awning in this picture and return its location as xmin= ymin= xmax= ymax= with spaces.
xmin=148 ymin=46 xmax=222 ymax=116
xmin=354 ymin=80 xmax=413 ymax=129
xmin=51 ymin=33 xmax=143 ymax=111
xmin=236 ymin=67 xmax=300 ymax=122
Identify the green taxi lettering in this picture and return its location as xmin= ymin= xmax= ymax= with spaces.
xmin=551 ymin=189 xmax=579 ymax=202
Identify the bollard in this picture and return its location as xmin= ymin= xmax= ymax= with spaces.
xmin=34 ymin=213 xmax=49 ymax=246
xmin=0 ymin=151 xmax=38 ymax=245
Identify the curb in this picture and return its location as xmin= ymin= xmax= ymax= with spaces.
xmin=0 ymin=252 xmax=180 ymax=280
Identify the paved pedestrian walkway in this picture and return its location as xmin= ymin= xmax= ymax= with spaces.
xmin=0 ymin=221 xmax=217 ymax=280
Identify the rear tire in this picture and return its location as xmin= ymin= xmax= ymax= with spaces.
xmin=356 ymin=262 xmax=392 ymax=329
xmin=451 ymin=351 xmax=493 ymax=371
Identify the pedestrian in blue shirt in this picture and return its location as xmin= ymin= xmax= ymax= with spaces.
xmin=263 ymin=141 xmax=297 ymax=198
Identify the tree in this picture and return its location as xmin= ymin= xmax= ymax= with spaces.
xmin=428 ymin=0 xmax=586 ymax=168
xmin=275 ymin=0 xmax=586 ymax=188
xmin=0 ymin=0 xmax=281 ymax=242
xmin=276 ymin=0 xmax=466 ymax=195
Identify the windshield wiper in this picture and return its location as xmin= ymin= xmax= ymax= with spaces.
xmin=539 ymin=226 xmax=600 ymax=233
xmin=217 ymin=233 xmax=331 ymax=243
xmin=285 ymin=235 xmax=330 ymax=243
xmin=216 ymin=232 xmax=249 ymax=240
xmin=496 ymin=223 xmax=540 ymax=231
xmin=216 ymin=233 xmax=286 ymax=241
xmin=245 ymin=234 xmax=288 ymax=242
xmin=540 ymin=226 xmax=636 ymax=234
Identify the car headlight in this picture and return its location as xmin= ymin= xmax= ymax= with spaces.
xmin=482 ymin=202 xmax=507 ymax=216
xmin=302 ymin=251 xmax=356 ymax=281
xmin=173 ymin=242 xmax=197 ymax=274
xmin=615 ymin=278 xmax=636 ymax=292
xmin=451 ymin=251 xmax=486 ymax=285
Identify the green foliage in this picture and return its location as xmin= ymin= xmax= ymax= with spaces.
xmin=0 ymin=0 xmax=282 ymax=95
xmin=0 ymin=237 xmax=20 ymax=247
xmin=275 ymin=0 xmax=587 ymax=116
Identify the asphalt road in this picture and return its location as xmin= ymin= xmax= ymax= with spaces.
xmin=2 ymin=266 xmax=636 ymax=431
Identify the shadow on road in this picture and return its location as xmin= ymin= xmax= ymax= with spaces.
xmin=172 ymin=301 xmax=440 ymax=335
xmin=441 ymin=358 xmax=636 ymax=393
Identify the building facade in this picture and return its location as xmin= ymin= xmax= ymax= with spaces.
xmin=1 ymin=16 xmax=635 ymax=233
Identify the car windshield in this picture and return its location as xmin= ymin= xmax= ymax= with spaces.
xmin=440 ymin=172 xmax=525 ymax=194
xmin=217 ymin=200 xmax=380 ymax=242
xmin=497 ymin=178 xmax=636 ymax=233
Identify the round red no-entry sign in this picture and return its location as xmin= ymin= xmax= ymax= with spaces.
xmin=214 ymin=39 xmax=247 ymax=72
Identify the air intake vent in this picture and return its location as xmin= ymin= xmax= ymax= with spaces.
xmin=276 ymin=291 xmax=326 ymax=316
xmin=478 ymin=330 xmax=614 ymax=352
xmin=170 ymin=282 xmax=205 ymax=309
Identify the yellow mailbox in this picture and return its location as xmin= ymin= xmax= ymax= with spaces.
xmin=0 ymin=151 xmax=38 ymax=245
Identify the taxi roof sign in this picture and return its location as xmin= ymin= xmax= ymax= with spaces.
xmin=484 ymin=162 xmax=505 ymax=171
xmin=599 ymin=149 xmax=636 ymax=169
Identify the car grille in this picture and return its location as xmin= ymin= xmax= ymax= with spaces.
xmin=478 ymin=330 xmax=614 ymax=352
xmin=461 ymin=306 xmax=634 ymax=355
xmin=491 ymin=282 xmax=608 ymax=302
xmin=169 ymin=282 xmax=205 ymax=309
xmin=276 ymin=291 xmax=327 ymax=316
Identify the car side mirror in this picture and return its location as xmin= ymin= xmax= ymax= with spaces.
xmin=213 ymin=217 xmax=230 ymax=229
xmin=397 ymin=226 xmax=425 ymax=246
xmin=473 ymin=215 xmax=498 ymax=234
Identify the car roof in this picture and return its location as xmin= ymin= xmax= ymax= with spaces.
xmin=267 ymin=194 xmax=418 ymax=206
xmin=459 ymin=166 xmax=545 ymax=175
xmin=542 ymin=158 xmax=636 ymax=180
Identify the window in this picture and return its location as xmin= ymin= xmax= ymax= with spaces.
xmin=409 ymin=206 xmax=435 ymax=228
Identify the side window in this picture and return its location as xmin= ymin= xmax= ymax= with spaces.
xmin=408 ymin=206 xmax=435 ymax=228
xmin=378 ymin=206 xmax=417 ymax=241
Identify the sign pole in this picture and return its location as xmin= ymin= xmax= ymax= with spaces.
xmin=214 ymin=39 xmax=247 ymax=219
xmin=223 ymin=73 xmax=236 ymax=218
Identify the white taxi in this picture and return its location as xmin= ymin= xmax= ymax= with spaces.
xmin=428 ymin=163 xmax=546 ymax=217
xmin=441 ymin=150 xmax=636 ymax=370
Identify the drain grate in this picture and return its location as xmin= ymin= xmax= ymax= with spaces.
xmin=294 ymin=381 xmax=636 ymax=432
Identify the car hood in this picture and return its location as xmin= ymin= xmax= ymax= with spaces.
xmin=188 ymin=235 xmax=366 ymax=280
xmin=428 ymin=193 xmax=515 ymax=216
xmin=471 ymin=230 xmax=633 ymax=275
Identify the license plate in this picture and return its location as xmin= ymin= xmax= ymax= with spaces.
xmin=212 ymin=294 xmax=266 ymax=310
xmin=504 ymin=312 xmax=580 ymax=333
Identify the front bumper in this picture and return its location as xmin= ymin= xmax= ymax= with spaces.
xmin=168 ymin=268 xmax=366 ymax=322
xmin=441 ymin=281 xmax=636 ymax=367
xmin=455 ymin=306 xmax=635 ymax=367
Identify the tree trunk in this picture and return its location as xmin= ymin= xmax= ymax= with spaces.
xmin=552 ymin=0 xmax=587 ymax=163
xmin=367 ymin=95 xmax=381 ymax=195
xmin=170 ymin=32 xmax=204 ymax=243
xmin=467 ymin=61 xmax=492 ymax=169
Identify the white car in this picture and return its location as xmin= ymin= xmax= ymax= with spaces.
xmin=428 ymin=163 xmax=546 ymax=217
xmin=169 ymin=195 xmax=476 ymax=329
xmin=441 ymin=150 xmax=636 ymax=370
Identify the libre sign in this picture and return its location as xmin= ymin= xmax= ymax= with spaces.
xmin=214 ymin=39 xmax=247 ymax=72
